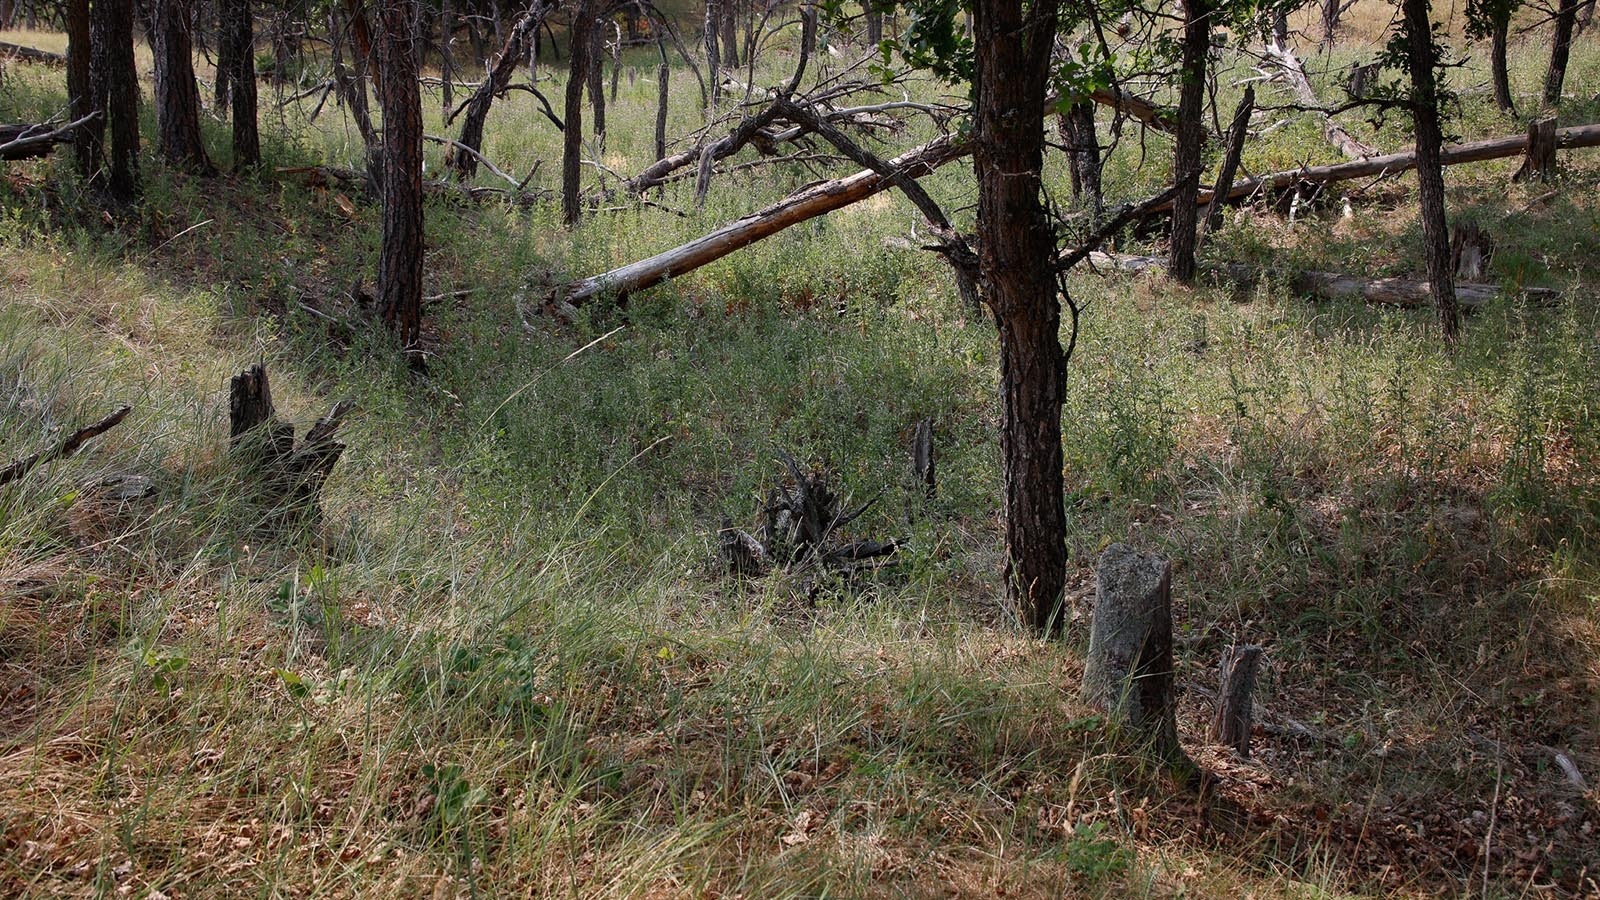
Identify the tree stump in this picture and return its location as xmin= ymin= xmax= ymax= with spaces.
xmin=911 ymin=418 xmax=936 ymax=499
xmin=1208 ymin=644 xmax=1263 ymax=756
xmin=1514 ymin=116 xmax=1558 ymax=183
xmin=1450 ymin=221 xmax=1494 ymax=281
xmin=228 ymin=365 xmax=352 ymax=529
xmin=1081 ymin=544 xmax=1184 ymax=765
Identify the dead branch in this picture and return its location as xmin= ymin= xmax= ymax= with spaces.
xmin=0 ymin=41 xmax=66 ymax=66
xmin=1262 ymin=41 xmax=1378 ymax=160
xmin=0 ymin=113 xmax=102 ymax=161
xmin=0 ymin=405 xmax=132 ymax=487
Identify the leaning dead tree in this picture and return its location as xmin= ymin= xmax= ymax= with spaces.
xmin=229 ymin=365 xmax=353 ymax=528
xmin=1261 ymin=40 xmax=1379 ymax=160
xmin=445 ymin=0 xmax=555 ymax=182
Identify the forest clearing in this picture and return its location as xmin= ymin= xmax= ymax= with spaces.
xmin=0 ymin=0 xmax=1598 ymax=895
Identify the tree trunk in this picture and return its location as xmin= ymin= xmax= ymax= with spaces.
xmin=215 ymin=0 xmax=234 ymax=109
xmin=563 ymin=0 xmax=594 ymax=226
xmin=450 ymin=4 xmax=548 ymax=182
xmin=1514 ymin=115 xmax=1558 ymax=182
xmin=720 ymin=0 xmax=739 ymax=67
xmin=223 ymin=0 xmax=260 ymax=168
xmin=866 ymin=4 xmax=883 ymax=44
xmin=1403 ymin=0 xmax=1459 ymax=342
xmin=1082 ymin=544 xmax=1185 ymax=765
xmin=588 ymin=22 xmax=606 ymax=147
xmin=1200 ymin=86 xmax=1253 ymax=245
xmin=655 ymin=62 xmax=670 ymax=162
xmin=975 ymin=0 xmax=1065 ymax=633
xmin=91 ymin=0 xmax=141 ymax=199
xmin=1545 ymin=0 xmax=1579 ymax=105
xmin=1063 ymin=101 xmax=1102 ymax=219
xmin=66 ymin=0 xmax=97 ymax=180
xmin=704 ymin=0 xmax=721 ymax=105
xmin=439 ymin=0 xmax=456 ymax=111
xmin=1491 ymin=14 xmax=1515 ymax=114
xmin=152 ymin=0 xmax=216 ymax=174
xmin=378 ymin=0 xmax=424 ymax=352
xmin=1168 ymin=0 xmax=1209 ymax=283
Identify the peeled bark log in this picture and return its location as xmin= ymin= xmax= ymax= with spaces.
xmin=1082 ymin=544 xmax=1184 ymax=764
xmin=1208 ymin=644 xmax=1263 ymax=756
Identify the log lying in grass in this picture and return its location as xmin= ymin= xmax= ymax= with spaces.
xmin=1081 ymin=250 xmax=1562 ymax=309
xmin=565 ymin=133 xmax=970 ymax=307
xmin=0 ymin=405 xmax=132 ymax=487
xmin=1154 ymin=121 xmax=1600 ymax=215
xmin=0 ymin=41 xmax=67 ymax=67
xmin=229 ymin=365 xmax=353 ymax=528
xmin=0 ymin=113 xmax=101 ymax=161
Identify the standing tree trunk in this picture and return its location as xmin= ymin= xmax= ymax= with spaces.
xmin=377 ymin=0 xmax=424 ymax=352
xmin=439 ymin=0 xmax=456 ymax=112
xmin=66 ymin=0 xmax=98 ymax=180
xmin=655 ymin=61 xmax=670 ymax=162
xmin=449 ymin=5 xmax=547 ymax=182
xmin=704 ymin=0 xmax=722 ymax=105
xmin=1491 ymin=15 xmax=1514 ymax=114
xmin=222 ymin=0 xmax=260 ymax=168
xmin=1403 ymin=0 xmax=1459 ymax=341
xmin=974 ymin=0 xmax=1066 ymax=634
xmin=588 ymin=22 xmax=607 ymax=147
xmin=215 ymin=1 xmax=234 ymax=109
xmin=152 ymin=0 xmax=216 ymax=174
xmin=1545 ymin=0 xmax=1579 ymax=105
xmin=1062 ymin=101 xmax=1102 ymax=219
xmin=866 ymin=3 xmax=883 ymax=44
xmin=562 ymin=0 xmax=594 ymax=226
xmin=720 ymin=0 xmax=739 ymax=67
xmin=1168 ymin=0 xmax=1209 ymax=283
xmin=91 ymin=0 xmax=140 ymax=199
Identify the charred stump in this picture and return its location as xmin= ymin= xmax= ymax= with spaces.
xmin=1514 ymin=116 xmax=1558 ymax=183
xmin=228 ymin=365 xmax=352 ymax=529
xmin=911 ymin=418 xmax=936 ymax=499
xmin=1450 ymin=221 xmax=1494 ymax=281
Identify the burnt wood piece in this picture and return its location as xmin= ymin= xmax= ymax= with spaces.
xmin=0 ymin=114 xmax=100 ymax=161
xmin=1514 ymin=116 xmax=1558 ymax=184
xmin=227 ymin=365 xmax=353 ymax=528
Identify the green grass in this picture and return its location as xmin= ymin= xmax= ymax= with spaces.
xmin=1 ymin=10 xmax=1598 ymax=898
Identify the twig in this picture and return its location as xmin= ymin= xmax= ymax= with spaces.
xmin=0 ymin=406 xmax=133 ymax=486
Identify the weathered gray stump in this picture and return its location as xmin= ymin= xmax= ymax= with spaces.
xmin=1514 ymin=116 xmax=1558 ymax=183
xmin=1081 ymin=544 xmax=1185 ymax=765
xmin=1208 ymin=644 xmax=1263 ymax=756
xmin=228 ymin=365 xmax=352 ymax=529
xmin=911 ymin=418 xmax=936 ymax=499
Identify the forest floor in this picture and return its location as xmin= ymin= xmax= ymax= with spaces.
xmin=1 ymin=8 xmax=1598 ymax=899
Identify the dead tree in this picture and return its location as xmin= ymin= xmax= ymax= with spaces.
xmin=1208 ymin=644 xmax=1263 ymax=756
xmin=1265 ymin=41 xmax=1378 ymax=160
xmin=563 ymin=0 xmax=596 ymax=225
xmin=1082 ymin=544 xmax=1187 ymax=766
xmin=228 ymin=366 xmax=352 ymax=528
xmin=447 ymin=2 xmax=553 ymax=182
xmin=1199 ymin=86 xmax=1253 ymax=246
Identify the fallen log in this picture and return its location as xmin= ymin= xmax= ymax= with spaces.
xmin=0 ymin=41 xmax=67 ymax=67
xmin=0 ymin=405 xmax=132 ymax=487
xmin=1160 ymin=122 xmax=1600 ymax=215
xmin=564 ymin=133 xmax=970 ymax=306
xmin=0 ymin=113 xmax=101 ymax=161
xmin=1081 ymin=250 xmax=1562 ymax=309
xmin=1262 ymin=41 xmax=1378 ymax=160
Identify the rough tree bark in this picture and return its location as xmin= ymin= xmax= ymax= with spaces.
xmin=1209 ymin=644 xmax=1263 ymax=756
xmin=588 ymin=22 xmax=607 ymax=146
xmin=1491 ymin=9 xmax=1515 ymax=114
xmin=704 ymin=0 xmax=722 ymax=105
xmin=91 ymin=0 xmax=140 ymax=199
xmin=1545 ymin=0 xmax=1579 ymax=105
xmin=377 ymin=0 xmax=424 ymax=352
xmin=222 ymin=0 xmax=260 ymax=168
xmin=65 ymin=0 xmax=97 ymax=179
xmin=1168 ymin=0 xmax=1210 ymax=283
xmin=975 ymin=0 xmax=1066 ymax=633
xmin=1062 ymin=101 xmax=1102 ymax=219
xmin=152 ymin=0 xmax=216 ymax=174
xmin=1200 ymin=86 xmax=1253 ymax=245
xmin=1402 ymin=0 xmax=1459 ymax=342
xmin=563 ymin=0 xmax=594 ymax=226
